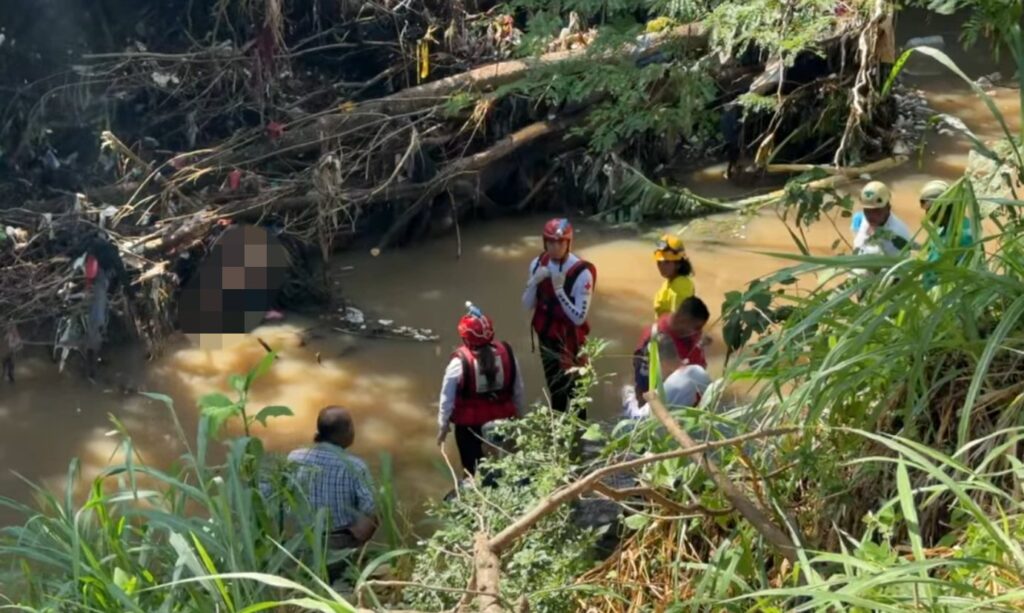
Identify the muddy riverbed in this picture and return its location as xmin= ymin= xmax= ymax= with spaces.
xmin=0 ymin=22 xmax=1019 ymax=527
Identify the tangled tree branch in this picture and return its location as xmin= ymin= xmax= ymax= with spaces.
xmin=487 ymin=425 xmax=799 ymax=554
xmin=646 ymin=393 xmax=800 ymax=564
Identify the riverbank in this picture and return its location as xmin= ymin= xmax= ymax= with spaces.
xmin=1 ymin=74 xmax=1017 ymax=532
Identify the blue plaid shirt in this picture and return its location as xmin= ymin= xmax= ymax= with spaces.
xmin=287 ymin=444 xmax=376 ymax=528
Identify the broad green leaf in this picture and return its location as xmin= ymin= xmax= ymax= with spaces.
xmin=581 ymin=423 xmax=605 ymax=442
xmin=253 ymin=405 xmax=294 ymax=427
xmin=228 ymin=374 xmax=246 ymax=394
xmin=623 ymin=514 xmax=650 ymax=530
xmin=246 ymin=351 xmax=278 ymax=389
xmin=198 ymin=393 xmax=234 ymax=410
xmin=203 ymin=403 xmax=242 ymax=438
xmin=113 ymin=567 xmax=137 ymax=594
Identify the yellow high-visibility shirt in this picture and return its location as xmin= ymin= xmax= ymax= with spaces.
xmin=653 ymin=275 xmax=695 ymax=317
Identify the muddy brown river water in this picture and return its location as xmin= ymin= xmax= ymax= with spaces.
xmin=0 ymin=18 xmax=1020 ymax=526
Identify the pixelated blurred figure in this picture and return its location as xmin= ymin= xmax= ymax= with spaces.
xmin=177 ymin=223 xmax=290 ymax=335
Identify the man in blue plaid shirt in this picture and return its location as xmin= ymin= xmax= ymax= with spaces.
xmin=289 ymin=406 xmax=377 ymax=578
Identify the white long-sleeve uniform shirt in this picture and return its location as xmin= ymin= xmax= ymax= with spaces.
xmin=622 ymin=365 xmax=712 ymax=419
xmin=853 ymin=213 xmax=914 ymax=256
xmin=438 ymin=353 xmax=526 ymax=430
xmin=520 ymin=253 xmax=594 ymax=326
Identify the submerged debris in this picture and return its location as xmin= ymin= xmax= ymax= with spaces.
xmin=326 ymin=305 xmax=437 ymax=343
xmin=891 ymin=86 xmax=935 ymax=154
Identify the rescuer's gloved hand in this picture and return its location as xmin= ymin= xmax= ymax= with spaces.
xmin=528 ymin=265 xmax=550 ymax=287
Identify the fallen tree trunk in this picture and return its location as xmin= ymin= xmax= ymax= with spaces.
xmin=102 ymin=114 xmax=582 ymax=264
xmin=372 ymin=114 xmax=582 ymax=251
xmin=473 ymin=533 xmax=504 ymax=613
xmin=211 ymin=23 xmax=708 ymax=166
xmin=733 ymin=155 xmax=908 ymax=208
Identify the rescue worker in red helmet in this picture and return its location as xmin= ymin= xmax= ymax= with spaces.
xmin=437 ymin=302 xmax=525 ymax=476
xmin=522 ymin=218 xmax=596 ymax=418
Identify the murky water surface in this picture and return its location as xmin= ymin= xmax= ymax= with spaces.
xmin=1 ymin=22 xmax=1020 ymax=525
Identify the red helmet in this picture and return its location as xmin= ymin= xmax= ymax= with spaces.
xmin=458 ymin=313 xmax=495 ymax=348
xmin=542 ymin=218 xmax=573 ymax=242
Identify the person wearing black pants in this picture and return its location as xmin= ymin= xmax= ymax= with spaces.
xmin=523 ymin=219 xmax=596 ymax=420
xmin=437 ymin=303 xmax=525 ymax=476
xmin=453 ymin=424 xmax=486 ymax=477
xmin=539 ymin=335 xmax=581 ymax=418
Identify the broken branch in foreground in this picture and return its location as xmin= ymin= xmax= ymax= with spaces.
xmin=646 ymin=394 xmax=800 ymax=563
xmin=486 ymin=425 xmax=799 ymax=554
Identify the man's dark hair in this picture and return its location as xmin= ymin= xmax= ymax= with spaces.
xmin=677 ymin=296 xmax=710 ymax=322
xmin=314 ymin=406 xmax=353 ymax=444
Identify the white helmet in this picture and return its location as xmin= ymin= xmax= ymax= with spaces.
xmin=919 ymin=180 xmax=950 ymax=203
xmin=860 ymin=181 xmax=892 ymax=209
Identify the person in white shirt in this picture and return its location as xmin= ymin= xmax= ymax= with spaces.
xmin=853 ymin=181 xmax=915 ymax=256
xmin=437 ymin=303 xmax=525 ymax=476
xmin=622 ymin=334 xmax=712 ymax=420
xmin=522 ymin=218 xmax=596 ymax=418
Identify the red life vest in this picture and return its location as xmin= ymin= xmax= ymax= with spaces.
xmin=530 ymin=253 xmax=596 ymax=368
xmin=636 ymin=315 xmax=707 ymax=368
xmin=451 ymin=341 xmax=518 ymax=426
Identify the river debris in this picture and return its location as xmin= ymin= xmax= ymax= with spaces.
xmin=891 ymin=86 xmax=935 ymax=155
xmin=342 ymin=307 xmax=366 ymax=326
xmin=327 ymin=304 xmax=437 ymax=343
xmin=0 ymin=0 xmax=903 ymax=356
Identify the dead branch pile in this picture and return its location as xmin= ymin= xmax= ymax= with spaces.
xmin=0 ymin=0 xmax=895 ymax=352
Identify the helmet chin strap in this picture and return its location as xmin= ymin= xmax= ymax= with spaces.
xmin=547 ymin=239 xmax=571 ymax=266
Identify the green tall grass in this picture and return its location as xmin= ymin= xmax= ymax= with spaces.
xmin=688 ymin=30 xmax=1024 ymax=610
xmin=575 ymin=22 xmax=1024 ymax=611
xmin=0 ymin=356 xmax=383 ymax=611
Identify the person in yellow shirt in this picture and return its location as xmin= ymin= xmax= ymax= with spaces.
xmin=652 ymin=234 xmax=695 ymax=317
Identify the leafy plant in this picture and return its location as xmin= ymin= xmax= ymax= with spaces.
xmin=705 ymin=0 xmax=850 ymax=64
xmin=197 ymin=351 xmax=294 ymax=437
xmin=402 ymin=340 xmax=613 ymax=611
xmin=403 ymin=410 xmax=601 ymax=612
xmin=495 ymin=42 xmax=718 ymax=155
xmin=0 ymin=358 xmax=382 ymax=611
xmin=912 ymin=0 xmax=1023 ymax=59
xmin=575 ymin=23 xmax=1024 ymax=611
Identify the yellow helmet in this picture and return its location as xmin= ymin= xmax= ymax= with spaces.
xmin=919 ymin=180 xmax=950 ymax=203
xmin=654 ymin=234 xmax=686 ymax=261
xmin=860 ymin=181 xmax=892 ymax=209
